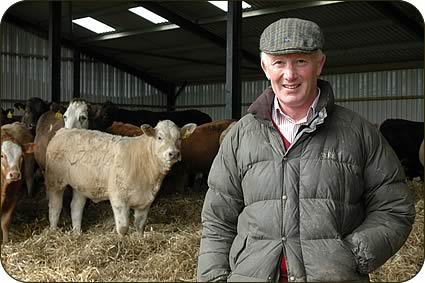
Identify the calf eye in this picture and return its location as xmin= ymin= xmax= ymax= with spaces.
xmin=63 ymin=115 xmax=67 ymax=121
xmin=80 ymin=115 xmax=87 ymax=121
xmin=157 ymin=136 xmax=163 ymax=141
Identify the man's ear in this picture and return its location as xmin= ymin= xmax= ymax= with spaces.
xmin=317 ymin=53 xmax=326 ymax=76
xmin=261 ymin=59 xmax=270 ymax=80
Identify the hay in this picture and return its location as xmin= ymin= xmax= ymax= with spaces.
xmin=1 ymin=181 xmax=423 ymax=282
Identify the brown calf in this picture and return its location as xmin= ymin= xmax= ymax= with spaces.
xmin=1 ymin=122 xmax=36 ymax=243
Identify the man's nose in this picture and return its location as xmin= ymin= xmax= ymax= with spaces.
xmin=283 ymin=64 xmax=297 ymax=80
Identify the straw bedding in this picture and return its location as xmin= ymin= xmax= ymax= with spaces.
xmin=1 ymin=180 xmax=423 ymax=282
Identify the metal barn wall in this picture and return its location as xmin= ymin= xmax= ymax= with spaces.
xmin=1 ymin=21 xmax=423 ymax=124
xmin=179 ymin=69 xmax=424 ymax=124
xmin=79 ymin=54 xmax=166 ymax=110
xmin=322 ymin=69 xmax=424 ymax=125
xmin=0 ymin=22 xmax=166 ymax=112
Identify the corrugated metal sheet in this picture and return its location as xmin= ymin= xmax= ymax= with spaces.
xmin=180 ymin=68 xmax=423 ymax=124
xmin=322 ymin=69 xmax=424 ymax=124
xmin=0 ymin=22 xmax=166 ymax=111
xmin=1 ymin=21 xmax=423 ymax=125
xmin=79 ymin=54 xmax=166 ymax=110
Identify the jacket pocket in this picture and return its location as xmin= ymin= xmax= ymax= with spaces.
xmin=336 ymin=235 xmax=358 ymax=271
xmin=229 ymin=234 xmax=247 ymax=270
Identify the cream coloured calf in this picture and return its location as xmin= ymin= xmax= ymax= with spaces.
xmin=44 ymin=120 xmax=196 ymax=235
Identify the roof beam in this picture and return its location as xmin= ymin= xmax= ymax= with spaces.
xmin=326 ymin=41 xmax=423 ymax=57
xmin=3 ymin=12 xmax=175 ymax=95
xmin=82 ymin=1 xmax=341 ymax=43
xmin=366 ymin=1 xmax=423 ymax=41
xmin=89 ymin=47 xmax=259 ymax=71
xmin=135 ymin=1 xmax=260 ymax=66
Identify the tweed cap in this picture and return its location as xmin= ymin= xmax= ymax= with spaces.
xmin=259 ymin=18 xmax=324 ymax=55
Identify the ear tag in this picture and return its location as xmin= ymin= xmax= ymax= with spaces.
xmin=7 ymin=111 xmax=13 ymax=119
xmin=55 ymin=112 xmax=63 ymax=119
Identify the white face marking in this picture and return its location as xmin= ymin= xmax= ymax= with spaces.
xmin=1 ymin=141 xmax=23 ymax=173
xmin=154 ymin=120 xmax=181 ymax=166
xmin=63 ymin=101 xmax=89 ymax=129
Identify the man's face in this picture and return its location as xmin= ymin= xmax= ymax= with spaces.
xmin=261 ymin=51 xmax=326 ymax=112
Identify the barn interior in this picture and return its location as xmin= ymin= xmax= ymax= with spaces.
xmin=0 ymin=1 xmax=424 ymax=282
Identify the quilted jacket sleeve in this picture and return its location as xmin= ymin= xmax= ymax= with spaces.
xmin=197 ymin=123 xmax=244 ymax=282
xmin=344 ymin=122 xmax=416 ymax=274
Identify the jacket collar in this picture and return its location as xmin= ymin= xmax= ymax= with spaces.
xmin=247 ymin=79 xmax=335 ymax=121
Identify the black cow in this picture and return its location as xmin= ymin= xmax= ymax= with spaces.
xmin=379 ymin=118 xmax=424 ymax=179
xmin=90 ymin=101 xmax=212 ymax=129
xmin=0 ymin=108 xmax=21 ymax=125
xmin=18 ymin=97 xmax=66 ymax=134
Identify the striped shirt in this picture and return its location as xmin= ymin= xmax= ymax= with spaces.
xmin=272 ymin=88 xmax=321 ymax=144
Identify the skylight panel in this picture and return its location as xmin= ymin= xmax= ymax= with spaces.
xmin=129 ymin=6 xmax=168 ymax=24
xmin=72 ymin=17 xmax=115 ymax=34
xmin=208 ymin=1 xmax=252 ymax=12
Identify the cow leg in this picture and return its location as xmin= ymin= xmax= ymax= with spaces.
xmin=48 ymin=189 xmax=65 ymax=229
xmin=110 ymin=199 xmax=130 ymax=235
xmin=23 ymin=156 xmax=35 ymax=197
xmin=134 ymin=205 xmax=151 ymax=234
xmin=1 ymin=203 xmax=17 ymax=243
xmin=70 ymin=191 xmax=87 ymax=233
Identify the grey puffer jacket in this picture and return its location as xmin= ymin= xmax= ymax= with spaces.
xmin=197 ymin=79 xmax=415 ymax=282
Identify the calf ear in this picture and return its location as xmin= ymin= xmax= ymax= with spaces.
xmin=140 ymin=124 xmax=155 ymax=137
xmin=181 ymin=123 xmax=197 ymax=139
xmin=22 ymin=143 xmax=36 ymax=154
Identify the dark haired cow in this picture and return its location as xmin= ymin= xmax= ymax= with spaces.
xmin=1 ymin=108 xmax=21 ymax=126
xmin=90 ymin=101 xmax=212 ymax=129
xmin=379 ymin=118 xmax=424 ymax=179
xmin=1 ymin=122 xmax=36 ymax=243
xmin=160 ymin=119 xmax=238 ymax=194
xmin=18 ymin=97 xmax=66 ymax=134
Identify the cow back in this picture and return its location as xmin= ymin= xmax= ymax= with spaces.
xmin=33 ymin=111 xmax=65 ymax=170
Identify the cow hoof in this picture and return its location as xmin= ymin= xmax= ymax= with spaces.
xmin=117 ymin=226 xmax=128 ymax=236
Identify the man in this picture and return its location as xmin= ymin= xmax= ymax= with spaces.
xmin=197 ymin=18 xmax=415 ymax=282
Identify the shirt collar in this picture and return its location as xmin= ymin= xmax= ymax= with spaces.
xmin=273 ymin=87 xmax=321 ymax=124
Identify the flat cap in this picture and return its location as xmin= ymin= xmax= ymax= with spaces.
xmin=259 ymin=18 xmax=324 ymax=55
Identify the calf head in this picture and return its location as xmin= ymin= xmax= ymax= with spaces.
xmin=89 ymin=101 xmax=116 ymax=131
xmin=63 ymin=99 xmax=90 ymax=129
xmin=1 ymin=139 xmax=35 ymax=205
xmin=141 ymin=120 xmax=196 ymax=171
xmin=21 ymin=97 xmax=50 ymax=130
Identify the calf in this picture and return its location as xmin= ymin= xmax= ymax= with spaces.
xmin=1 ymin=122 xmax=36 ymax=243
xmin=379 ymin=118 xmax=424 ymax=179
xmin=44 ymin=120 xmax=196 ymax=235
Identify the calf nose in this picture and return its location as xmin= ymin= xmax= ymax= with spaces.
xmin=7 ymin=170 xmax=21 ymax=181
xmin=168 ymin=151 xmax=181 ymax=161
